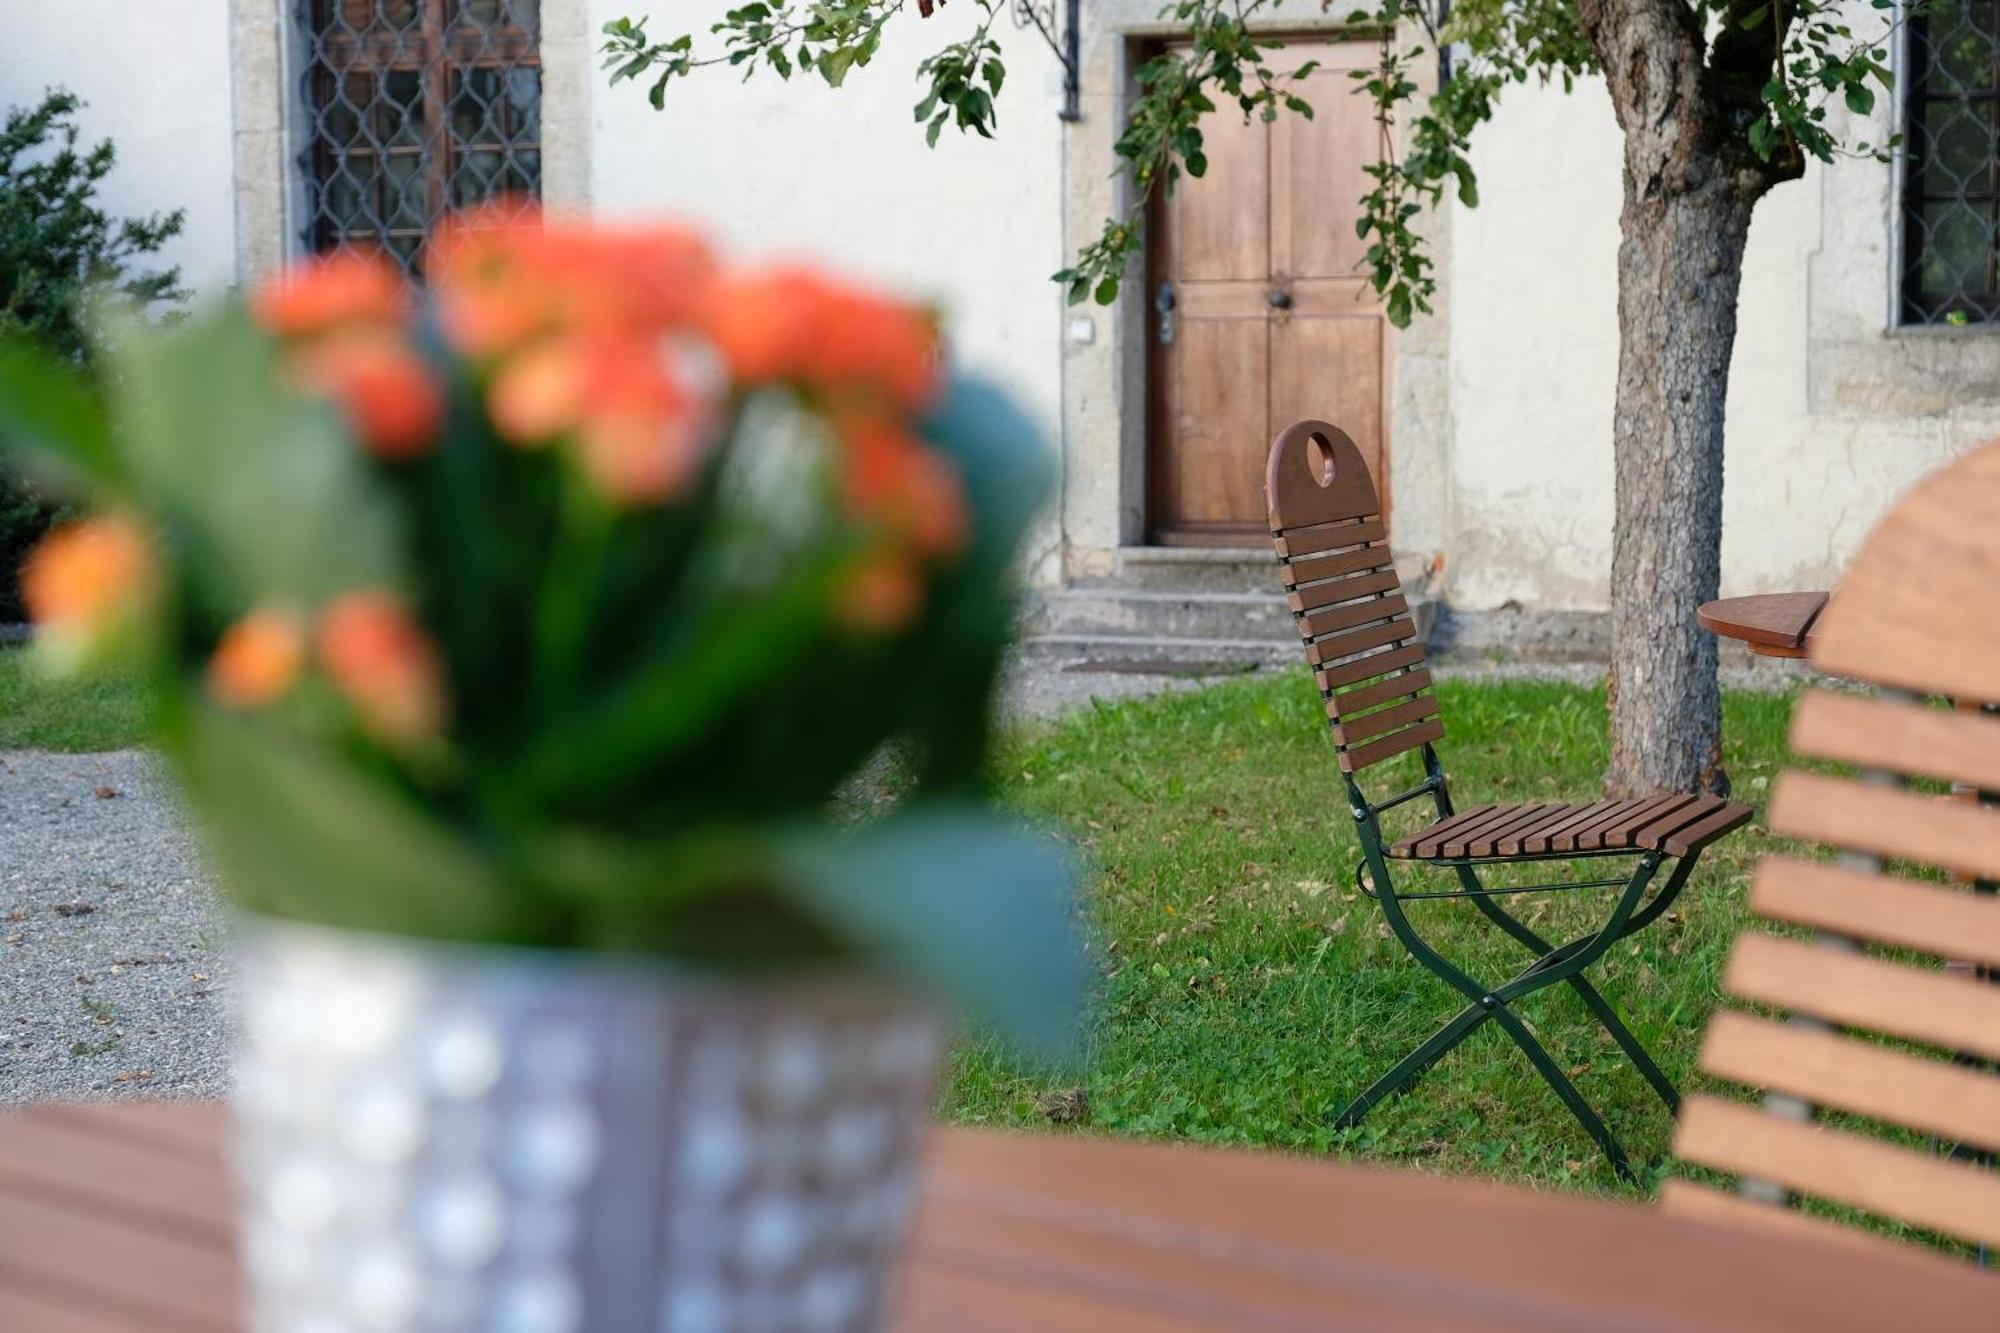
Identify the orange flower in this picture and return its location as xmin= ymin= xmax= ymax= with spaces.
xmin=836 ymin=547 xmax=924 ymax=634
xmin=575 ymin=389 xmax=708 ymax=506
xmin=487 ymin=337 xmax=592 ymax=445
xmin=252 ymin=250 xmax=409 ymax=338
xmin=206 ymin=607 xmax=306 ymax=710
xmin=291 ymin=331 xmax=444 ymax=460
xmin=21 ymin=517 xmax=149 ymax=632
xmin=839 ymin=416 xmax=968 ymax=559
xmin=316 ymin=590 xmax=447 ymax=746
xmin=706 ymin=268 xmax=939 ymax=410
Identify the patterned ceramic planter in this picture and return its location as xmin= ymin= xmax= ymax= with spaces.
xmin=231 ymin=920 xmax=943 ymax=1333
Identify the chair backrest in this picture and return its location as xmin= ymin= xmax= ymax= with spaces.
xmin=1667 ymin=441 xmax=2000 ymax=1256
xmin=1265 ymin=420 xmax=1438 ymax=774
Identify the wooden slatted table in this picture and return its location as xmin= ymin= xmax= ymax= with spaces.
xmin=2 ymin=1100 xmax=1996 ymax=1331
xmin=1697 ymin=591 xmax=1831 ymax=659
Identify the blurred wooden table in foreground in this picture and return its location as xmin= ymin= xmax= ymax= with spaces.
xmin=2 ymin=1100 xmax=1994 ymax=1331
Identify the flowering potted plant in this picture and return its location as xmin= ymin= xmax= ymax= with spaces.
xmin=0 ymin=208 xmax=1081 ymax=1333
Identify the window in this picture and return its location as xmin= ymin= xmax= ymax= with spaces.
xmin=298 ymin=0 xmax=541 ymax=277
xmin=1901 ymin=0 xmax=2000 ymax=325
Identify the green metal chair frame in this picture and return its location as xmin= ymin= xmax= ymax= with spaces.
xmin=1265 ymin=420 xmax=1752 ymax=1178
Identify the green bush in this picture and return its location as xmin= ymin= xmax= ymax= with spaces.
xmin=0 ymin=88 xmax=185 ymax=619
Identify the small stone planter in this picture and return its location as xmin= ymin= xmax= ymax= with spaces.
xmin=232 ymin=920 xmax=943 ymax=1333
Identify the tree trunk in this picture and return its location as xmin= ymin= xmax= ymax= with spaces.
xmin=1579 ymin=0 xmax=1782 ymax=797
xmin=1603 ymin=170 xmax=1757 ymax=796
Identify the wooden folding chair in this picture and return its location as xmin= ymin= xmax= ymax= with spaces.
xmin=1265 ymin=420 xmax=1752 ymax=1178
xmin=1667 ymin=441 xmax=2000 ymax=1256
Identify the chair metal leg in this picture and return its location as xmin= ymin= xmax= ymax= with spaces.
xmin=1338 ymin=807 xmax=1679 ymax=1176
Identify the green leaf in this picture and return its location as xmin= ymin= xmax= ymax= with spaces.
xmin=100 ymin=305 xmax=405 ymax=608
xmin=776 ymin=809 xmax=1085 ymax=1059
xmin=1844 ymin=82 xmax=1875 ymax=115
xmin=819 ymin=45 xmax=859 ymax=87
xmin=167 ymin=704 xmax=522 ymax=940
xmin=0 ymin=335 xmax=118 ymax=496
xmin=1093 ymin=277 xmax=1120 ymax=304
xmin=1737 ymin=3 xmax=1770 ymax=27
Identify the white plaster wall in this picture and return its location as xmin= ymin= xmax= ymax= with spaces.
xmin=586 ymin=0 xmax=1069 ymax=549
xmin=0 ymin=0 xmax=238 ymax=301
xmin=1443 ymin=68 xmax=2000 ymax=612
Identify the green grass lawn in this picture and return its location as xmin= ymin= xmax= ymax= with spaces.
xmin=0 ymin=647 xmax=150 ymax=751
xmin=950 ymin=671 xmax=1798 ymax=1198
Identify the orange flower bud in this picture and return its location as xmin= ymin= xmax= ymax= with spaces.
xmin=487 ymin=337 xmax=591 ymax=446
xmin=575 ymin=383 xmax=708 ymax=506
xmin=706 ymin=267 xmax=939 ymax=410
xmin=21 ymin=517 xmax=149 ymax=632
xmin=291 ymin=332 xmax=444 ymax=460
xmin=252 ymin=250 xmax=409 ymax=338
xmin=206 ymin=607 xmax=306 ymax=711
xmin=316 ymin=590 xmax=447 ymax=747
xmin=839 ymin=416 xmax=969 ymax=558
xmin=836 ymin=548 xmax=924 ymax=634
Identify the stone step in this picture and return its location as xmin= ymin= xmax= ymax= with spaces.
xmin=1024 ymin=588 xmax=1298 ymax=642
xmin=1064 ymin=546 xmax=1280 ymax=595
xmin=1014 ymin=632 xmax=1299 ymax=674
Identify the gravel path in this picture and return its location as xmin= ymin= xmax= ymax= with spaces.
xmin=0 ymin=750 xmax=229 ymax=1104
xmin=0 ymin=651 xmax=1804 ymax=1106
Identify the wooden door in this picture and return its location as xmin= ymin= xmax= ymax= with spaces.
xmin=1148 ymin=41 xmax=1389 ymax=545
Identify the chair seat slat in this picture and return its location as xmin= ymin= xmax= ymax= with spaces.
xmin=1750 ymin=857 xmax=2000 ymax=967
xmin=1439 ymin=803 xmax=1560 ymax=859
xmin=1657 ymin=1181 xmax=1923 ymax=1260
xmin=1407 ymin=804 xmax=1499 ymax=859
xmin=1657 ymin=801 xmax=1754 ymax=856
xmin=1673 ymin=1095 xmax=2000 ymax=1250
xmin=1327 ymin=668 xmax=1432 ymax=720
xmin=1790 ymin=690 xmax=2000 ymax=792
xmin=1495 ymin=805 xmax=1597 ymax=856
xmin=1579 ymin=795 xmax=1692 ymax=851
xmin=1699 ymin=1011 xmax=2000 ymax=1154
xmin=1521 ymin=801 xmax=1635 ymax=854
xmin=1770 ymin=771 xmax=2000 ymax=883
xmin=1724 ymin=932 xmax=2000 ymax=1062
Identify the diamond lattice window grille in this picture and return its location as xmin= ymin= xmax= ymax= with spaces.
xmin=298 ymin=0 xmax=541 ymax=278
xmin=1902 ymin=0 xmax=2000 ymax=325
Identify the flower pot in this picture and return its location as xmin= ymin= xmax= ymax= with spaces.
xmin=231 ymin=919 xmax=943 ymax=1333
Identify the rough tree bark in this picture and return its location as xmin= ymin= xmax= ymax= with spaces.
xmin=1578 ymin=0 xmax=1800 ymax=796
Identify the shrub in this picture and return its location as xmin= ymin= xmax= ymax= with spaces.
xmin=0 ymin=88 xmax=185 ymax=619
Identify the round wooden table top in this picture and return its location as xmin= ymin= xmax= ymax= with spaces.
xmin=1 ymin=1099 xmax=1995 ymax=1331
xmin=1697 ymin=591 xmax=1831 ymax=658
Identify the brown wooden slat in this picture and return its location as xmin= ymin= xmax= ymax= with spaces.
xmin=33 ymin=1100 xmax=229 ymax=1158
xmin=1305 ymin=617 xmax=1419 ymax=668
xmin=1791 ymin=690 xmax=2000 ymax=792
xmin=1274 ymin=517 xmax=1385 ymax=559
xmin=1301 ymin=593 xmax=1410 ymax=641
xmin=1544 ymin=800 xmax=1656 ymax=852
xmin=1314 ymin=642 xmax=1427 ymax=693
xmin=1336 ymin=696 xmax=1438 ymax=746
xmin=1424 ymin=804 xmax=1537 ymax=860
xmin=1445 ymin=804 xmax=1559 ymax=860
xmin=1338 ymin=718 xmax=1443 ymax=773
xmin=1695 ymin=591 xmax=1829 ymax=652
xmin=1673 ymin=1095 xmax=2000 ymax=1249
xmin=1495 ymin=805 xmax=1596 ymax=856
xmin=1466 ymin=804 xmax=1573 ymax=858
xmin=1770 ymin=771 xmax=2000 ymax=882
xmin=1659 ymin=801 xmax=1753 ymax=856
xmin=1328 ymin=668 xmax=1432 ymax=720
xmin=1724 ymin=932 xmax=2000 ymax=1061
xmin=1656 ymin=1180 xmax=1927 ymax=1261
xmin=1289 ymin=568 xmax=1400 ymax=614
xmin=1630 ymin=795 xmax=1723 ymax=848
xmin=1750 ymin=857 xmax=2000 ymax=967
xmin=0 ymin=1112 xmax=232 ymax=1237
xmin=1521 ymin=802 xmax=1627 ymax=855
xmin=1596 ymin=794 xmax=1704 ymax=851
xmin=1402 ymin=804 xmax=1500 ymax=860
xmin=0 ymin=1190 xmax=235 ymax=1329
xmin=0 ymin=1285 xmax=140 ymax=1333
xmin=1700 ymin=1011 xmax=2000 ymax=1152
xmin=1280 ymin=542 xmax=1393 ymax=589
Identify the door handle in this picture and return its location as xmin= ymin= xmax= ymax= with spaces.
xmin=1267 ymin=287 xmax=1293 ymax=311
xmin=1155 ymin=280 xmax=1176 ymax=345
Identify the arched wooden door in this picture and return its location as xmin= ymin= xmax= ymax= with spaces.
xmin=1146 ymin=39 xmax=1390 ymax=545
